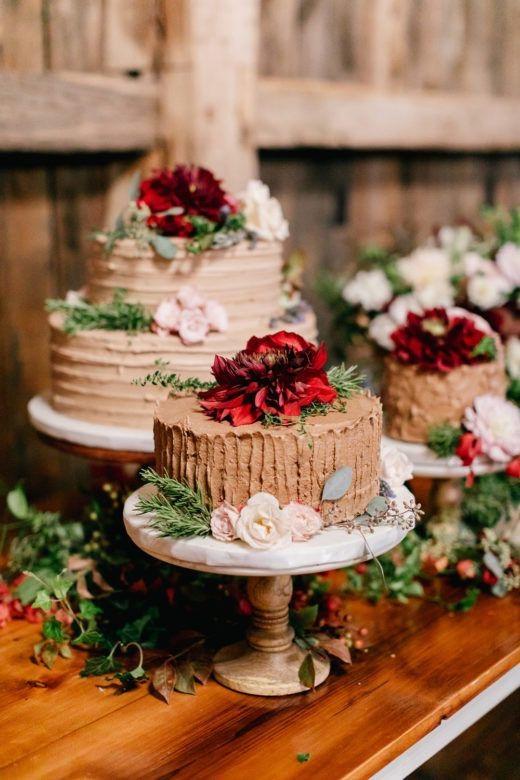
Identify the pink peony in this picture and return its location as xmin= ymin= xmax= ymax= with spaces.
xmin=210 ymin=502 xmax=239 ymax=542
xmin=178 ymin=309 xmax=209 ymax=345
xmin=281 ymin=501 xmax=322 ymax=542
xmin=205 ymin=300 xmax=229 ymax=332
xmin=177 ymin=285 xmax=206 ymax=310
xmin=152 ymin=299 xmax=182 ymax=334
xmin=463 ymin=394 xmax=520 ymax=462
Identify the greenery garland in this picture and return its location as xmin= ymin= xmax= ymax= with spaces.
xmin=46 ymin=290 xmax=152 ymax=335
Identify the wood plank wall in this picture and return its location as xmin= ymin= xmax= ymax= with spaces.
xmin=0 ymin=0 xmax=519 ymax=493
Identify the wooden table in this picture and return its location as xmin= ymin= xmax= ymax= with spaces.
xmin=0 ymin=594 xmax=518 ymax=779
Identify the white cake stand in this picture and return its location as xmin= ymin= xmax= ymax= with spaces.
xmin=28 ymin=395 xmax=154 ymax=463
xmin=124 ymin=484 xmax=415 ymax=696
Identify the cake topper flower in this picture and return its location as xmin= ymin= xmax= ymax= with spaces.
xmin=391 ymin=308 xmax=497 ymax=372
xmin=199 ymin=331 xmax=337 ymax=426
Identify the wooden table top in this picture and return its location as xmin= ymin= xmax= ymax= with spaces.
xmin=0 ymin=593 xmax=518 ymax=780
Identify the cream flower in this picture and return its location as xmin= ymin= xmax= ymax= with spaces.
xmin=496 ymin=242 xmax=520 ymax=287
xmin=153 ymin=299 xmax=182 ymax=333
xmin=463 ymin=252 xmax=492 ymax=278
xmin=178 ymin=308 xmax=209 ymax=345
xmin=368 ymin=314 xmax=397 ymax=350
xmin=177 ymin=285 xmax=206 ymax=310
xmin=342 ymin=269 xmax=393 ymax=311
xmin=380 ymin=445 xmax=414 ymax=488
xmin=414 ymin=280 xmax=454 ymax=309
xmin=236 ymin=492 xmax=292 ymax=549
xmin=240 ymin=180 xmax=289 ymax=242
xmin=387 ymin=294 xmax=423 ymax=325
xmin=439 ymin=225 xmax=474 ymax=254
xmin=205 ymin=300 xmax=229 ymax=332
xmin=466 ymin=271 xmax=511 ymax=310
xmin=281 ymin=502 xmax=322 ymax=542
xmin=505 ymin=337 xmax=520 ymax=380
xmin=463 ymin=395 xmax=520 ymax=462
xmin=397 ymin=247 xmax=452 ymax=291
xmin=210 ymin=501 xmax=239 ymax=542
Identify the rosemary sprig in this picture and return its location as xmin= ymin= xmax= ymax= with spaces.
xmin=46 ymin=290 xmax=152 ymax=335
xmin=137 ymin=469 xmax=211 ymax=539
xmin=327 ymin=364 xmax=365 ymax=398
xmin=132 ymin=370 xmax=216 ymax=392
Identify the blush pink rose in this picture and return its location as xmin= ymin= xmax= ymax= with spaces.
xmin=153 ymin=299 xmax=182 ymax=333
xmin=281 ymin=501 xmax=322 ymax=542
xmin=177 ymin=285 xmax=206 ymax=310
xmin=463 ymin=394 xmax=520 ymax=462
xmin=178 ymin=308 xmax=209 ymax=345
xmin=205 ymin=300 xmax=229 ymax=332
xmin=210 ymin=501 xmax=239 ymax=542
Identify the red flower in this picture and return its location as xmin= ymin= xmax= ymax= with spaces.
xmin=456 ymin=559 xmax=477 ymax=580
xmin=482 ymin=569 xmax=498 ymax=586
xmin=506 ymin=457 xmax=520 ymax=478
xmin=391 ymin=309 xmax=492 ymax=372
xmin=138 ymin=165 xmax=236 ymax=236
xmin=199 ymin=331 xmax=337 ymax=426
xmin=455 ymin=433 xmax=483 ymax=467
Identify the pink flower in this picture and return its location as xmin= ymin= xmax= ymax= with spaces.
xmin=205 ymin=300 xmax=228 ymax=332
xmin=463 ymin=395 xmax=520 ymax=462
xmin=177 ymin=286 xmax=206 ymax=310
xmin=496 ymin=242 xmax=520 ymax=287
xmin=153 ymin=299 xmax=182 ymax=333
xmin=281 ymin=501 xmax=322 ymax=542
xmin=457 ymin=559 xmax=477 ymax=580
xmin=178 ymin=309 xmax=209 ymax=345
xmin=210 ymin=501 xmax=239 ymax=542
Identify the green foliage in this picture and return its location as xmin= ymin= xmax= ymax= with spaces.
xmin=315 ymin=273 xmax=364 ymax=358
xmin=482 ymin=205 xmax=520 ymax=246
xmin=137 ymin=469 xmax=212 ymax=538
xmin=471 ymin=336 xmax=497 ymax=360
xmin=327 ymin=364 xmax=365 ymax=398
xmin=461 ymin=472 xmax=520 ymax=529
xmin=446 ymin=588 xmax=480 ymax=613
xmin=427 ymin=423 xmax=463 ymax=458
xmin=132 ymin=369 xmax=215 ymax=392
xmin=507 ymin=378 xmax=520 ymax=406
xmin=46 ymin=290 xmax=152 ymax=335
xmin=42 ymin=616 xmax=69 ymax=643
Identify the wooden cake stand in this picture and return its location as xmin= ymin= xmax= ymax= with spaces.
xmin=124 ymin=484 xmax=416 ymax=697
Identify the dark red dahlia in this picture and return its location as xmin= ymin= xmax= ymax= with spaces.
xmin=391 ymin=308 xmax=493 ymax=372
xmin=199 ymin=331 xmax=337 ymax=426
xmin=138 ymin=165 xmax=237 ymax=236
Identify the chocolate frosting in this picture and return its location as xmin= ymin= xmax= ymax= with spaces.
xmin=154 ymin=393 xmax=382 ymax=521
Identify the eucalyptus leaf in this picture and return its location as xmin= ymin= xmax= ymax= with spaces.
xmin=7 ymin=485 xmax=29 ymax=520
xmin=298 ymin=652 xmax=315 ymax=689
xmin=151 ymin=234 xmax=177 ymax=260
xmin=365 ymin=496 xmax=389 ymax=518
xmin=483 ymin=551 xmax=503 ymax=579
xmin=322 ymin=466 xmax=353 ymax=501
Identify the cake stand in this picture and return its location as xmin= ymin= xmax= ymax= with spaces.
xmin=124 ymin=484 xmax=416 ymax=696
xmin=28 ymin=395 xmax=154 ymax=464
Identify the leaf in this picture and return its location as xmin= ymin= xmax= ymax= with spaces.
xmin=365 ymin=496 xmax=389 ymax=518
xmin=72 ymin=629 xmax=104 ymax=647
xmin=41 ymin=642 xmax=59 ymax=670
xmin=7 ymin=485 xmax=29 ymax=519
xmin=15 ymin=575 xmax=46 ymax=605
xmin=152 ymin=661 xmax=176 ymax=704
xmin=297 ymin=753 xmax=311 ymax=764
xmin=91 ymin=569 xmax=114 ymax=593
xmin=80 ymin=654 xmax=121 ymax=678
xmin=483 ymin=551 xmax=503 ymax=579
xmin=51 ymin=573 xmax=73 ymax=600
xmin=32 ymin=591 xmax=52 ymax=612
xmin=298 ymin=652 xmax=316 ymax=689
xmin=317 ymin=636 xmax=352 ymax=665
xmin=42 ymin=616 xmax=68 ymax=643
xmin=174 ymin=661 xmax=196 ymax=695
xmin=78 ymin=600 xmax=102 ymax=620
xmin=322 ymin=467 xmax=352 ymax=501
xmin=191 ymin=652 xmax=213 ymax=685
xmin=291 ymin=604 xmax=318 ymax=635
xmin=151 ymin=234 xmax=177 ymax=260
xmin=447 ymin=587 xmax=480 ymax=613
xmin=59 ymin=643 xmax=72 ymax=659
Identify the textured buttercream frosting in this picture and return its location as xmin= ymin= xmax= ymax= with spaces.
xmin=154 ymin=393 xmax=382 ymax=521
xmin=382 ymin=349 xmax=507 ymax=442
xmin=49 ymin=310 xmax=318 ymax=428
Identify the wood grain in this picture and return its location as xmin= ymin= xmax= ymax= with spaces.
xmin=0 ymin=593 xmax=517 ymax=779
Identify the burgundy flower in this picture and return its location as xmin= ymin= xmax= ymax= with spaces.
xmin=138 ymin=165 xmax=237 ymax=236
xmin=506 ymin=457 xmax=520 ymax=478
xmin=391 ymin=308 xmax=492 ymax=372
xmin=199 ymin=331 xmax=337 ymax=426
xmin=455 ymin=432 xmax=482 ymax=467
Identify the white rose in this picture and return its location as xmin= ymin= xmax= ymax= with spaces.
xmin=239 ymin=180 xmax=289 ymax=242
xmin=342 ymin=269 xmax=393 ymax=311
xmin=439 ymin=225 xmax=474 ymax=254
xmin=205 ymin=300 xmax=229 ymax=332
xmin=387 ymin=294 xmax=423 ymax=325
xmin=177 ymin=309 xmax=209 ymax=345
xmin=397 ymin=247 xmax=452 ymax=290
xmin=236 ymin=492 xmax=292 ymax=549
xmin=177 ymin=285 xmax=206 ymax=310
xmin=414 ymin=281 xmax=454 ymax=309
xmin=368 ymin=314 xmax=397 ymax=350
xmin=380 ymin=445 xmax=414 ymax=488
xmin=506 ymin=337 xmax=520 ymax=380
xmin=210 ymin=502 xmax=239 ymax=542
xmin=463 ymin=252 xmax=492 ymax=278
xmin=496 ymin=242 xmax=520 ymax=287
xmin=467 ymin=271 xmax=511 ymax=310
xmin=281 ymin=502 xmax=322 ymax=542
xmin=153 ymin=299 xmax=182 ymax=333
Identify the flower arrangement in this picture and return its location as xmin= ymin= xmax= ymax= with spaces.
xmin=99 ymin=166 xmax=289 ymax=258
xmin=151 ymin=286 xmax=228 ymax=345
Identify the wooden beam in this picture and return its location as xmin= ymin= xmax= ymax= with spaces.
xmin=0 ymin=72 xmax=158 ymax=152
xmin=256 ymin=77 xmax=520 ymax=152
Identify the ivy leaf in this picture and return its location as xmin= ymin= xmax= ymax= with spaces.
xmin=16 ymin=575 xmax=47 ymax=605
xmin=152 ymin=661 xmax=176 ymax=704
xmin=32 ymin=591 xmax=52 ymax=612
xmin=317 ymin=636 xmax=352 ymax=665
xmin=447 ymin=587 xmax=480 ymax=612
xmin=80 ymin=654 xmax=121 ymax=678
xmin=298 ymin=652 xmax=316 ymax=689
xmin=174 ymin=660 xmax=196 ymax=695
xmin=151 ymin=235 xmax=176 ymax=260
xmin=7 ymin=485 xmax=29 ymax=520
xmin=297 ymin=753 xmax=311 ymax=764
xmin=42 ymin=616 xmax=68 ymax=643
xmin=365 ymin=496 xmax=389 ymax=518
xmin=51 ymin=573 xmax=73 ymax=600
xmin=78 ymin=600 xmax=102 ymax=620
xmin=41 ymin=642 xmax=59 ymax=670
xmin=72 ymin=629 xmax=105 ymax=647
xmin=322 ymin=467 xmax=352 ymax=501
xmin=59 ymin=643 xmax=72 ymax=659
